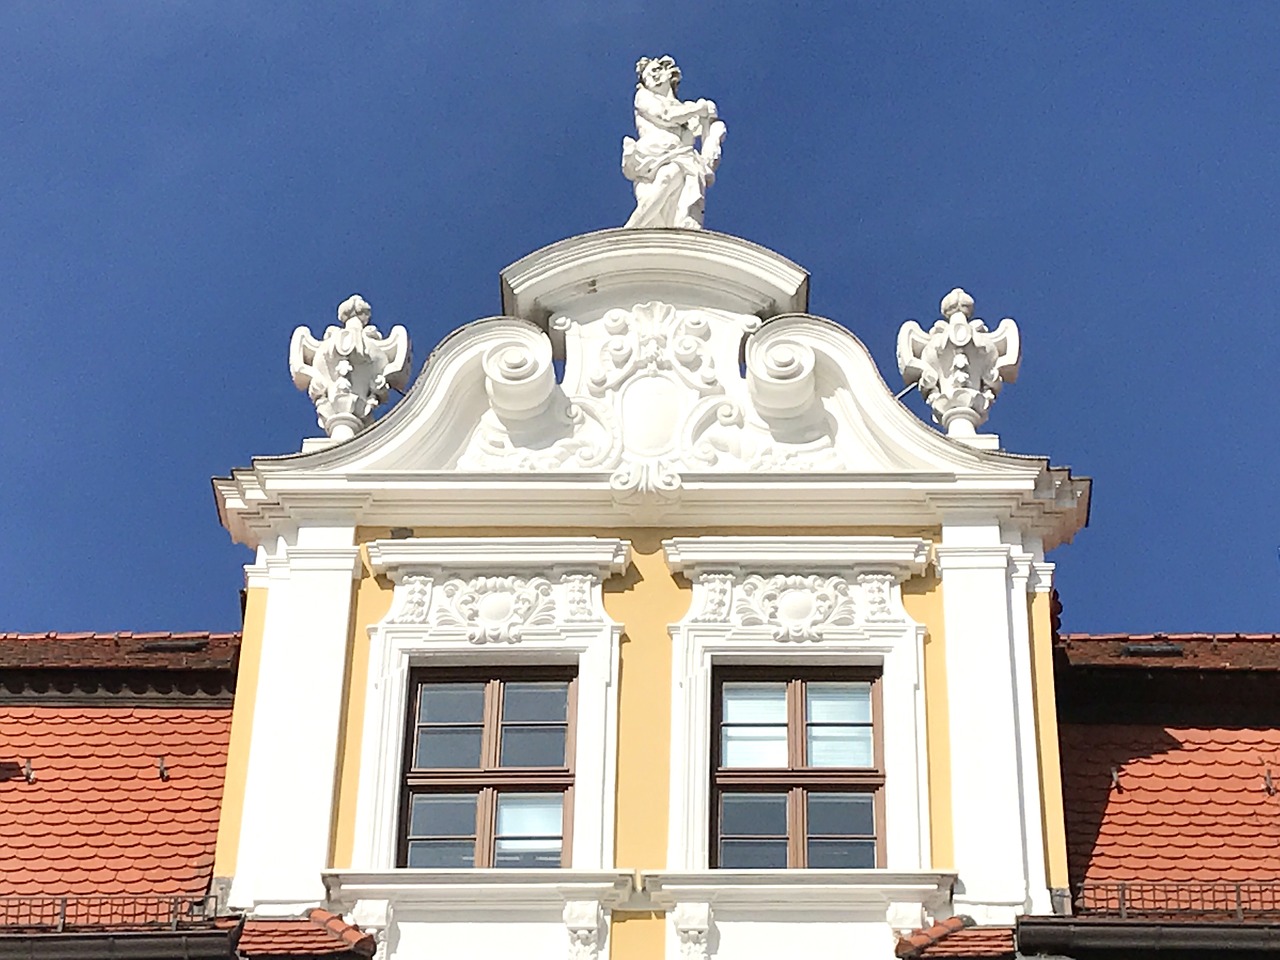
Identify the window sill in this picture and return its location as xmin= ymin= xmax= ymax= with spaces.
xmin=641 ymin=869 xmax=957 ymax=920
xmin=324 ymin=868 xmax=634 ymax=911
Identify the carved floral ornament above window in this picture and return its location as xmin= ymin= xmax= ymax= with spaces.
xmin=692 ymin=571 xmax=906 ymax=641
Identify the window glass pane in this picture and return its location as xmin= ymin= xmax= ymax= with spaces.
xmin=406 ymin=839 xmax=476 ymax=868
xmin=807 ymin=838 xmax=876 ymax=868
xmin=721 ymin=725 xmax=788 ymax=767
xmin=418 ymin=682 xmax=485 ymax=723
xmin=415 ymin=727 xmax=483 ymax=768
xmin=807 ymin=793 xmax=875 ymax=837
xmin=500 ymin=726 xmax=567 ymax=767
xmin=719 ymin=839 xmax=788 ymax=868
xmin=408 ymin=793 xmax=478 ymax=837
xmin=494 ymin=794 xmax=563 ymax=868
xmin=494 ymin=837 xmax=562 ymax=868
xmin=503 ymin=682 xmax=568 ymax=722
xmin=496 ymin=793 xmax=563 ymax=838
xmin=721 ymin=793 xmax=787 ymax=836
xmin=806 ymin=725 xmax=873 ymax=767
xmin=722 ymin=682 xmax=786 ymax=724
xmin=806 ymin=682 xmax=871 ymax=724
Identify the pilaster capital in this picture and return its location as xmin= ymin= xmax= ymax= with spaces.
xmin=1030 ymin=560 xmax=1056 ymax=593
xmin=932 ymin=544 xmax=1013 ymax=573
xmin=284 ymin=545 xmax=363 ymax=578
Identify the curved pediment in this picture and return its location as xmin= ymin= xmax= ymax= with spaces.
xmin=216 ymin=231 xmax=1088 ymax=549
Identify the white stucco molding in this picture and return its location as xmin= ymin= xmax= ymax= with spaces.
xmin=500 ymin=228 xmax=809 ymax=323
xmin=642 ymin=870 xmax=956 ymax=917
xmin=1030 ymin=560 xmax=1056 ymax=593
xmin=366 ymin=537 xmax=632 ymax=579
xmin=326 ymin=869 xmax=633 ymax=960
xmin=663 ymin=535 xmax=929 ymax=576
xmin=350 ymin=537 xmax=630 ymax=875
xmin=215 ymin=230 xmax=1088 ymax=558
xmin=661 ymin=536 xmax=934 ymax=875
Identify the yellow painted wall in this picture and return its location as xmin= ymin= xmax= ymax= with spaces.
xmin=324 ymin=523 xmax=951 ymax=959
xmin=329 ymin=547 xmax=392 ymax=868
xmin=213 ymin=586 xmax=267 ymax=877
xmin=902 ymin=574 xmax=952 ymax=870
xmin=603 ymin=531 xmax=688 ymax=871
xmin=1029 ymin=590 xmax=1068 ymax=889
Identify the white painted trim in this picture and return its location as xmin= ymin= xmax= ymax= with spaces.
xmin=663 ymin=535 xmax=930 ymax=574
xmin=366 ymin=537 xmax=631 ymax=577
xmin=349 ymin=537 xmax=630 ymax=874
xmin=661 ymin=536 xmax=934 ymax=875
xmin=641 ymin=869 xmax=956 ymax=914
xmin=499 ymin=228 xmax=810 ymax=321
xmin=324 ymin=869 xmax=635 ymax=910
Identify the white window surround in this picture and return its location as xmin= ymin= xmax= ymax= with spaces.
xmin=661 ymin=535 xmax=933 ymax=874
xmin=351 ymin=537 xmax=631 ymax=873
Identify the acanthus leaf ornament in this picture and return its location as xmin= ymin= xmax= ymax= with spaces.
xmin=733 ymin=574 xmax=859 ymax=641
xmin=434 ymin=576 xmax=556 ymax=644
xmin=896 ymin=288 xmax=1020 ymax=439
xmin=290 ymin=295 xmax=412 ymax=441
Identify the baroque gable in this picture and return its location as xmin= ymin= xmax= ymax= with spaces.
xmin=216 ymin=229 xmax=1088 ymax=548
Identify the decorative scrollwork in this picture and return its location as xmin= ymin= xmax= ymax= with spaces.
xmin=435 ymin=576 xmax=556 ymax=643
xmin=733 ymin=574 xmax=858 ymax=641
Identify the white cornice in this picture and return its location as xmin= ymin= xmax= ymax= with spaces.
xmin=323 ymin=869 xmax=634 ymax=909
xmin=499 ymin=228 xmax=810 ymax=321
xmin=365 ymin=537 xmax=631 ymax=578
xmin=641 ymin=870 xmax=957 ymax=913
xmin=663 ymin=536 xmax=930 ymax=577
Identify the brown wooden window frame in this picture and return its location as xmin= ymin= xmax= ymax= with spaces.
xmin=710 ymin=666 xmax=885 ymax=869
xmin=399 ymin=666 xmax=577 ymax=869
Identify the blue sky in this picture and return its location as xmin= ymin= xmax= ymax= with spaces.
xmin=3 ymin=2 xmax=1278 ymax=632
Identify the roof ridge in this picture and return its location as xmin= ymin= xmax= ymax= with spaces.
xmin=0 ymin=631 xmax=243 ymax=641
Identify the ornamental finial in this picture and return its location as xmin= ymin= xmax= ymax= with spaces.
xmin=621 ymin=56 xmax=727 ymax=229
xmin=896 ymin=288 xmax=1021 ymax=440
xmin=289 ymin=294 xmax=412 ymax=442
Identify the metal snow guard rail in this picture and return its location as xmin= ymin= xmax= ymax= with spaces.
xmin=0 ymin=895 xmax=213 ymax=931
xmin=1077 ymin=882 xmax=1280 ymax=920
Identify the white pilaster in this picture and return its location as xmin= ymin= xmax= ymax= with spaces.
xmin=229 ymin=526 xmax=361 ymax=912
xmin=934 ymin=521 xmax=1026 ymax=922
xmin=1008 ymin=549 xmax=1050 ymax=914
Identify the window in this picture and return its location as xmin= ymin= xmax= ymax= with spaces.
xmin=400 ymin=668 xmax=575 ymax=868
xmin=711 ymin=668 xmax=884 ymax=869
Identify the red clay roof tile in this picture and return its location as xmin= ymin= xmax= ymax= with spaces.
xmin=0 ymin=704 xmax=231 ymax=898
xmin=897 ymin=917 xmax=1015 ymax=958
xmin=230 ymin=910 xmax=376 ymax=957
xmin=0 ymin=632 xmax=240 ymax=671
xmin=1061 ymin=722 xmax=1280 ymax=903
xmin=1058 ymin=633 xmax=1280 ymax=671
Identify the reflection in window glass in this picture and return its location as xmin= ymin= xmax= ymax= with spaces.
xmin=494 ymin=793 xmax=563 ymax=868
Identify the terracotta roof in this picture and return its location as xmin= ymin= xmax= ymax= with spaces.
xmin=1061 ymin=722 xmax=1280 ymax=892
xmin=0 ymin=632 xmax=240 ymax=671
xmin=234 ymin=910 xmax=376 ymax=957
xmin=1057 ymin=633 xmax=1280 ymax=671
xmin=897 ymin=917 xmax=1015 ymax=958
xmin=0 ymin=704 xmax=231 ymax=898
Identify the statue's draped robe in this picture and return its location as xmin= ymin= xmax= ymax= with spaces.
xmin=622 ymin=88 xmax=724 ymax=229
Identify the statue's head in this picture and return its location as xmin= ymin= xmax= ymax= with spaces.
xmin=636 ymin=55 xmax=680 ymax=95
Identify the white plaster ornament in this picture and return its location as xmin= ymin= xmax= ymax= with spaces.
xmin=896 ymin=288 xmax=1020 ymax=438
xmin=622 ymin=56 xmax=727 ymax=229
xmin=290 ymin=295 xmax=412 ymax=441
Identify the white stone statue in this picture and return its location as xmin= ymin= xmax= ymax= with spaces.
xmin=289 ymin=294 xmax=411 ymax=441
xmin=622 ymin=56 xmax=727 ymax=229
xmin=896 ymin=288 xmax=1021 ymax=438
